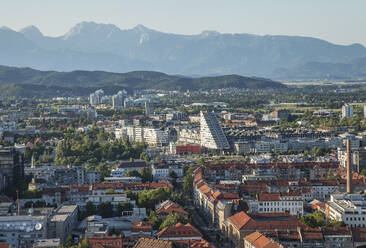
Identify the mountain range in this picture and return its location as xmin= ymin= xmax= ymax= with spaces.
xmin=0 ymin=65 xmax=284 ymax=98
xmin=1 ymin=21 xmax=366 ymax=80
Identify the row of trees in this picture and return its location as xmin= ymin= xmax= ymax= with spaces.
xmin=55 ymin=128 xmax=146 ymax=166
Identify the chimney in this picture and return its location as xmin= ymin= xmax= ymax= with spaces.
xmin=346 ymin=139 xmax=352 ymax=194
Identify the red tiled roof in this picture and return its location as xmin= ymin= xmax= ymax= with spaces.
xmin=175 ymin=239 xmax=216 ymax=248
xmin=131 ymin=221 xmax=153 ymax=233
xmin=300 ymin=227 xmax=323 ymax=240
xmin=157 ymin=223 xmax=202 ymax=239
xmin=352 ymin=227 xmax=366 ymax=242
xmin=88 ymin=236 xmax=123 ymax=248
xmin=322 ymin=226 xmax=351 ymax=236
xmin=156 ymin=202 xmax=188 ymax=216
xmin=92 ymin=182 xmax=173 ymax=190
xmin=134 ymin=237 xmax=173 ymax=248
xmin=228 ymin=212 xmax=303 ymax=231
xmin=244 ymin=232 xmax=282 ymax=248
xmin=227 ymin=211 xmax=252 ymax=230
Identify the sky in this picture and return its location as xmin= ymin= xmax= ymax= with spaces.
xmin=0 ymin=0 xmax=365 ymax=46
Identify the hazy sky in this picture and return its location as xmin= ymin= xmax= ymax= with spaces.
xmin=1 ymin=0 xmax=365 ymax=45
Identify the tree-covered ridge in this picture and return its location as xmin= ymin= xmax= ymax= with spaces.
xmin=0 ymin=65 xmax=285 ymax=97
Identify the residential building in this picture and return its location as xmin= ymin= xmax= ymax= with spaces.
xmin=248 ymin=192 xmax=304 ymax=216
xmin=200 ymin=111 xmax=230 ymax=151
xmin=134 ymin=238 xmax=173 ymax=248
xmin=47 ymin=205 xmax=78 ymax=243
xmin=224 ymin=212 xmax=302 ymax=248
xmin=234 ymin=141 xmax=252 ymax=154
xmin=243 ymin=232 xmax=283 ymax=248
xmin=342 ymin=104 xmax=353 ymax=118
xmin=157 ymin=223 xmax=202 ymax=241
xmin=111 ymin=161 xmax=149 ymax=177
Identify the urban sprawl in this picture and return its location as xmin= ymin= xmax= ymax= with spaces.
xmin=2 ymin=87 xmax=366 ymax=248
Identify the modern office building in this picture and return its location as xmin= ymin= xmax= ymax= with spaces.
xmin=0 ymin=147 xmax=24 ymax=190
xmin=200 ymin=111 xmax=230 ymax=151
xmin=327 ymin=193 xmax=366 ymax=228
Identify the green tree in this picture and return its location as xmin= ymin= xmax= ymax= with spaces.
xmin=148 ymin=210 xmax=162 ymax=230
xmin=140 ymin=168 xmax=152 ymax=183
xmin=183 ymin=166 xmax=194 ymax=195
xmin=159 ymin=213 xmax=186 ymax=230
xmin=126 ymin=170 xmax=141 ymax=178
xmin=96 ymin=162 xmax=110 ymax=179
xmin=117 ymin=202 xmax=133 ymax=216
xmin=84 ymin=201 xmax=96 ymax=217
xmin=300 ymin=211 xmax=325 ymax=228
xmin=78 ymin=238 xmax=90 ymax=248
xmin=98 ymin=201 xmax=114 ymax=218
xmin=64 ymin=234 xmax=74 ymax=248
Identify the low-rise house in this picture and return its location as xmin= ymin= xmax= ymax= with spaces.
xmin=156 ymin=200 xmax=188 ymax=220
xmin=157 ymin=223 xmax=202 ymax=241
xmin=87 ymin=235 xmax=123 ymax=248
xmin=111 ymin=161 xmax=149 ymax=177
xmin=243 ymin=231 xmax=283 ymax=248
xmin=134 ymin=237 xmax=173 ymax=248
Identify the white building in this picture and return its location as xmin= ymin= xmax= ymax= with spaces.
xmin=342 ymin=104 xmax=353 ymax=118
xmin=234 ymin=141 xmax=252 ymax=154
xmin=249 ymin=193 xmax=304 ymax=216
xmin=89 ymin=89 xmax=104 ymax=106
xmin=200 ymin=111 xmax=230 ymax=151
xmin=112 ymin=91 xmax=125 ymax=109
xmin=143 ymin=128 xmax=168 ymax=147
xmin=110 ymin=161 xmax=149 ymax=177
xmin=327 ymin=193 xmax=366 ymax=228
xmin=86 ymin=171 xmax=102 ymax=185
xmin=0 ymin=215 xmax=48 ymax=248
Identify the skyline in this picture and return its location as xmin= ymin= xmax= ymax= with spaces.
xmin=0 ymin=0 xmax=365 ymax=46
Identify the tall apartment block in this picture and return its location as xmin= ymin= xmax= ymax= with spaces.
xmin=342 ymin=104 xmax=353 ymax=118
xmin=200 ymin=111 xmax=230 ymax=151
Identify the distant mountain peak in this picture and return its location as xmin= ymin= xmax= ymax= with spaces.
xmin=200 ymin=30 xmax=221 ymax=37
xmin=19 ymin=25 xmax=43 ymax=40
xmin=63 ymin=21 xmax=121 ymax=40
xmin=0 ymin=26 xmax=13 ymax=31
xmin=132 ymin=24 xmax=155 ymax=44
xmin=133 ymin=24 xmax=149 ymax=32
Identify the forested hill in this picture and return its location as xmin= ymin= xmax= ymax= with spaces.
xmin=0 ymin=65 xmax=285 ymax=98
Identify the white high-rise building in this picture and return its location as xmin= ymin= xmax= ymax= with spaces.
xmin=200 ymin=111 xmax=230 ymax=150
xmin=112 ymin=91 xmax=125 ymax=109
xmin=145 ymin=101 xmax=152 ymax=116
xmin=89 ymin=89 xmax=105 ymax=106
xmin=342 ymin=104 xmax=353 ymax=118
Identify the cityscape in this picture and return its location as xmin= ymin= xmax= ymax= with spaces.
xmin=1 ymin=1 xmax=366 ymax=248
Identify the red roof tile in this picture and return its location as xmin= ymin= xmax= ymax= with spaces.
xmin=157 ymin=223 xmax=202 ymax=239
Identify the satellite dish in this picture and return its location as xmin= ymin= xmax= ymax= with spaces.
xmin=35 ymin=223 xmax=43 ymax=231
xmin=28 ymin=208 xmax=34 ymax=214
